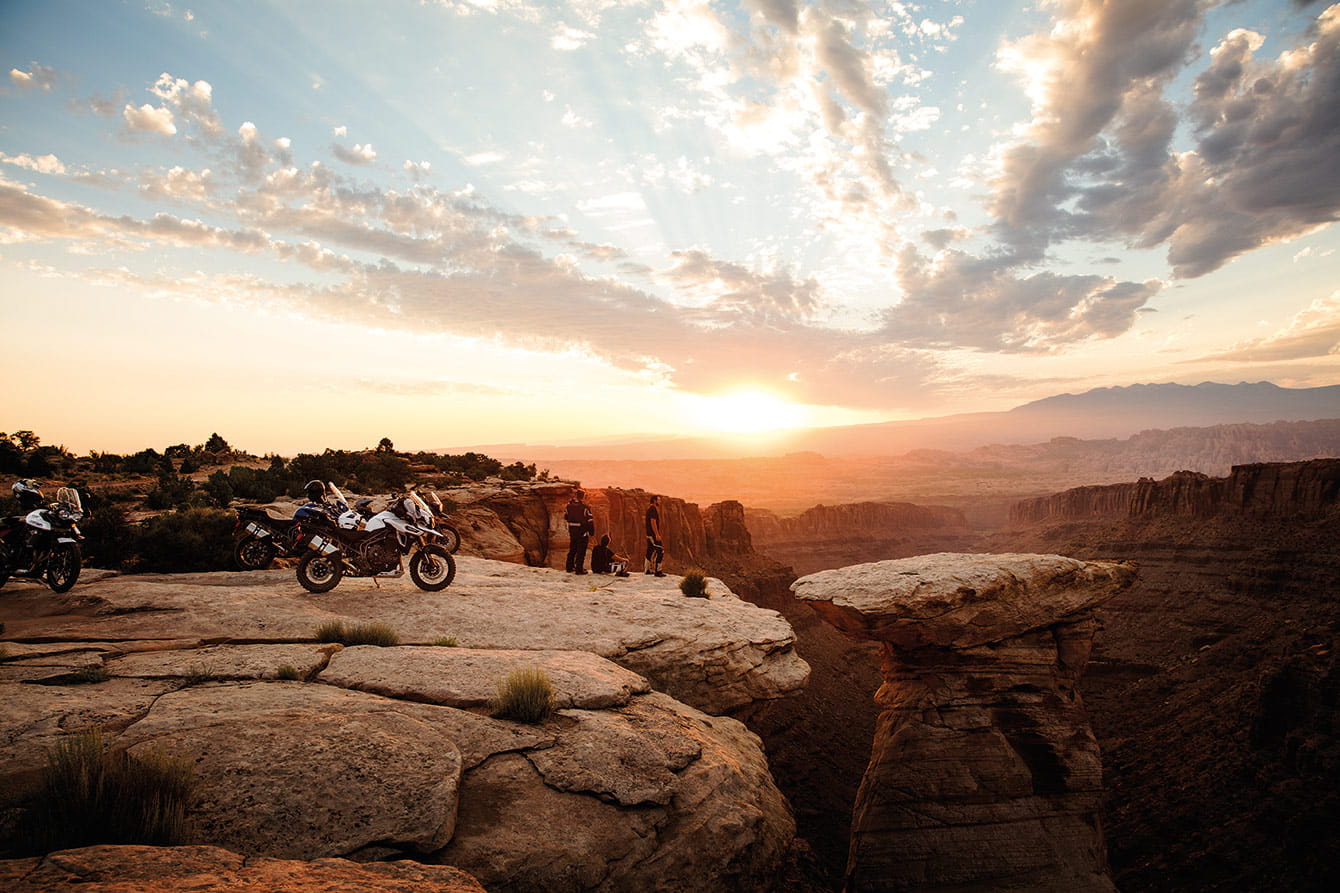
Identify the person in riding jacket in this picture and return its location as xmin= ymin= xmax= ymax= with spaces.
xmin=645 ymin=494 xmax=665 ymax=577
xmin=564 ymin=489 xmax=595 ymax=575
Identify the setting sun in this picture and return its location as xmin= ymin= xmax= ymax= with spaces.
xmin=696 ymin=390 xmax=808 ymax=434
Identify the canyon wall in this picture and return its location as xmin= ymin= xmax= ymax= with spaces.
xmin=1009 ymin=459 xmax=1340 ymax=525
xmin=442 ymin=481 xmax=753 ymax=573
xmin=747 ymin=501 xmax=975 ymax=576
xmin=988 ymin=457 xmax=1340 ymax=891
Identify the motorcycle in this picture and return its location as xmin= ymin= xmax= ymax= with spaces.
xmin=416 ymin=489 xmax=461 ymax=553
xmin=232 ymin=506 xmax=302 ymax=570
xmin=232 ymin=483 xmax=357 ymax=570
xmin=295 ymin=490 xmax=455 ymax=593
xmin=0 ymin=482 xmax=85 ymax=594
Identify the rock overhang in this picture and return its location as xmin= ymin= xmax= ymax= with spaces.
xmin=791 ymin=552 xmax=1137 ymax=649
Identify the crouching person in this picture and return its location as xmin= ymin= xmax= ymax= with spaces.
xmin=591 ymin=534 xmax=629 ymax=577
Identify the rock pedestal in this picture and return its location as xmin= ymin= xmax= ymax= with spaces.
xmin=792 ymin=552 xmax=1136 ymax=892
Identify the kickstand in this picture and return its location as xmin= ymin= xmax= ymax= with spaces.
xmin=371 ymin=576 xmax=381 ymax=589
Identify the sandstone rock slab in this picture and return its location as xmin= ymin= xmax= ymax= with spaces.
xmin=320 ymin=645 xmax=651 ymax=710
xmin=0 ymin=844 xmax=485 ymax=892
xmin=440 ymin=692 xmax=794 ymax=892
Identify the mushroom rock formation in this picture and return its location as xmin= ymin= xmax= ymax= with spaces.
xmin=792 ymin=552 xmax=1137 ymax=892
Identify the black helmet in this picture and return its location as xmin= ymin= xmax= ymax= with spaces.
xmin=12 ymin=478 xmax=43 ymax=510
xmin=304 ymin=480 xmax=326 ymax=502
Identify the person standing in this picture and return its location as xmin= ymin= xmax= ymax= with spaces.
xmin=564 ymin=489 xmax=595 ymax=575
xmin=644 ymin=494 xmax=665 ymax=577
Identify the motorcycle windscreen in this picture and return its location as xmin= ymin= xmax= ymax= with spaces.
xmin=406 ymin=493 xmax=434 ymax=526
xmin=55 ymin=487 xmax=83 ymax=513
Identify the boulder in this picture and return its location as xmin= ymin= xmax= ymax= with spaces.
xmin=793 ymin=552 xmax=1136 ymax=892
xmin=0 ymin=844 xmax=484 ymax=892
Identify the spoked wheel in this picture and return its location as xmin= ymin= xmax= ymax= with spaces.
xmin=438 ymin=525 xmax=461 ymax=554
xmin=410 ymin=546 xmax=456 ymax=591
xmin=46 ymin=543 xmax=81 ymax=594
xmin=233 ymin=534 xmax=276 ymax=571
xmin=297 ymin=551 xmax=343 ymax=593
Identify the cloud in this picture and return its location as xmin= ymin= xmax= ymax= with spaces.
xmin=885 ymin=244 xmax=1161 ymax=352
xmin=123 ymin=103 xmax=177 ymax=135
xmin=140 ymin=165 xmax=212 ymax=202
xmin=1193 ymin=291 xmax=1340 ymax=362
xmin=9 ymin=64 xmax=56 ymax=91
xmin=333 ymin=142 xmax=378 ymax=165
xmin=661 ymin=249 xmax=822 ymax=324
xmin=986 ymin=1 xmax=1340 ymax=279
xmin=1 ymin=152 xmax=66 ymax=175
xmin=149 ymin=73 xmax=221 ymax=136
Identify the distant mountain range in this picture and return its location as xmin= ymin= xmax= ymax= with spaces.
xmin=444 ymin=381 xmax=1340 ymax=461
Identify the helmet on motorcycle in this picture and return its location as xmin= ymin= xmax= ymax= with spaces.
xmin=305 ymin=480 xmax=326 ymax=502
xmin=12 ymin=478 xmax=43 ymax=510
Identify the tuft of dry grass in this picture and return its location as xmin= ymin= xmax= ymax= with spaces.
xmin=492 ymin=667 xmax=556 ymax=724
xmin=315 ymin=620 xmax=399 ymax=646
xmin=679 ymin=569 xmax=709 ymax=598
xmin=23 ymin=728 xmax=195 ymax=853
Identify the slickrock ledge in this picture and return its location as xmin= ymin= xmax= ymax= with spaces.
xmin=792 ymin=552 xmax=1136 ymax=893
xmin=0 ymin=558 xmax=805 ymax=891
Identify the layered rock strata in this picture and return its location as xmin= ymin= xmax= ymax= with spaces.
xmin=747 ymin=502 xmax=974 ymax=577
xmin=792 ymin=552 xmax=1136 ymax=892
xmin=1008 ymin=458 xmax=1340 ymax=525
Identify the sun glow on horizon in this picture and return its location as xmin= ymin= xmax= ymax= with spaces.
xmin=694 ymin=390 xmax=808 ymax=434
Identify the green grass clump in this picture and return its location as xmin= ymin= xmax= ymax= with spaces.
xmin=314 ymin=620 xmax=399 ymax=647
xmin=492 ymin=667 xmax=556 ymax=724
xmin=679 ymin=569 xmax=709 ymax=598
xmin=275 ymin=664 xmax=300 ymax=680
xmin=432 ymin=636 xmax=459 ymax=647
xmin=23 ymin=728 xmax=195 ymax=853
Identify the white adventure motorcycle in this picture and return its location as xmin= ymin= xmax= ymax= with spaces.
xmin=294 ymin=491 xmax=455 ymax=593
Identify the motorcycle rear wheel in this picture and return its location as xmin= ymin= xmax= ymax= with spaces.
xmin=46 ymin=543 xmax=81 ymax=594
xmin=233 ymin=534 xmax=276 ymax=571
xmin=297 ymin=551 xmax=342 ymax=593
xmin=410 ymin=546 xmax=456 ymax=591
xmin=438 ymin=524 xmax=461 ymax=554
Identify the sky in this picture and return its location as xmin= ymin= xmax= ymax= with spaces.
xmin=1 ymin=0 xmax=1338 ymax=456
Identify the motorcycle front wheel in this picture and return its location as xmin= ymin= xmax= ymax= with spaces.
xmin=410 ymin=546 xmax=456 ymax=591
xmin=46 ymin=543 xmax=81 ymax=594
xmin=233 ymin=534 xmax=276 ymax=571
xmin=297 ymin=551 xmax=343 ymax=593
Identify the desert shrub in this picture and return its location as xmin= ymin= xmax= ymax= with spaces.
xmin=492 ymin=667 xmax=556 ymax=724
xmin=679 ymin=569 xmax=709 ymax=598
xmin=21 ymin=728 xmax=195 ymax=853
xmin=432 ymin=636 xmax=459 ymax=647
xmin=132 ymin=508 xmax=235 ymax=572
xmin=314 ymin=620 xmax=399 ymax=647
xmin=81 ymin=503 xmax=136 ymax=570
xmin=275 ymin=664 xmax=300 ymax=680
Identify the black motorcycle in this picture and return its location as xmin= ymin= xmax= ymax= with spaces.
xmin=0 ymin=484 xmax=84 ymax=594
xmin=295 ymin=491 xmax=454 ymax=593
xmin=232 ymin=482 xmax=353 ymax=570
xmin=231 ymin=506 xmax=302 ymax=570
